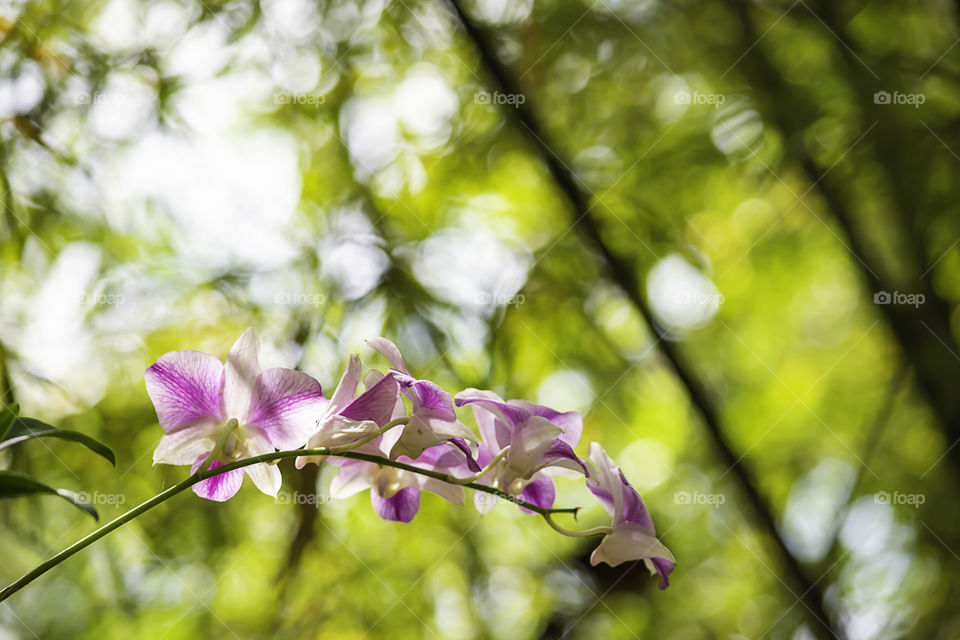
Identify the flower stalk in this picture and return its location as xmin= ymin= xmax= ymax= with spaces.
xmin=0 ymin=445 xmax=580 ymax=603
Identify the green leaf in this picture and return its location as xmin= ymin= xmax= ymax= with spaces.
xmin=0 ymin=417 xmax=116 ymax=466
xmin=0 ymin=470 xmax=99 ymax=520
xmin=0 ymin=403 xmax=18 ymax=441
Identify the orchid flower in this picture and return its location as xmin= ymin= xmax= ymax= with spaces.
xmin=585 ymin=443 xmax=675 ymax=589
xmin=454 ymin=389 xmax=587 ymax=513
xmin=367 ymin=338 xmax=477 ymax=461
xmin=329 ymin=443 xmax=473 ymax=522
xmin=145 ymin=328 xmax=324 ymax=501
xmin=295 ymin=358 xmax=404 ymax=468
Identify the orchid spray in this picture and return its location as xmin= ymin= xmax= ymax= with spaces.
xmin=0 ymin=329 xmax=673 ymax=601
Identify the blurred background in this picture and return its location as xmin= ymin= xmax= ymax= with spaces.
xmin=1 ymin=0 xmax=959 ymax=638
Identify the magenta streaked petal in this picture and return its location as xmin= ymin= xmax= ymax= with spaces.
xmin=247 ymin=367 xmax=325 ymax=450
xmin=222 ymin=328 xmax=261 ymax=422
xmin=409 ymin=380 xmax=456 ymax=420
xmin=519 ymin=476 xmax=555 ymax=514
xmin=191 ymin=457 xmax=243 ymax=501
xmin=145 ymin=350 xmax=224 ymax=431
xmin=370 ymin=486 xmax=420 ymax=522
xmin=341 ymin=373 xmax=401 ymax=426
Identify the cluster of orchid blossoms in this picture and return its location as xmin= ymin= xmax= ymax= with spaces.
xmin=145 ymin=329 xmax=675 ymax=589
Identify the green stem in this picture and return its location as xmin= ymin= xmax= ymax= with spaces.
xmin=328 ymin=417 xmax=408 ymax=454
xmin=0 ymin=447 xmax=579 ymax=602
xmin=199 ymin=418 xmax=239 ymax=470
xmin=542 ymin=512 xmax=611 ymax=538
xmin=449 ymin=446 xmax=510 ymax=485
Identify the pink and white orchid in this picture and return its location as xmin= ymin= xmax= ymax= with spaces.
xmin=454 ymin=388 xmax=587 ymax=513
xmin=145 ymin=328 xmax=324 ymax=501
xmin=329 ymin=443 xmax=472 ymax=522
xmin=585 ymin=443 xmax=675 ymax=589
xmin=367 ymin=338 xmax=478 ymax=461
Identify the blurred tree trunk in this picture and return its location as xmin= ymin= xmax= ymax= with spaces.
xmin=445 ymin=1 xmax=843 ymax=638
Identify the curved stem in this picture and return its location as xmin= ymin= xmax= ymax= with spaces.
xmin=449 ymin=446 xmax=509 ymax=485
xmin=0 ymin=446 xmax=579 ymax=602
xmin=328 ymin=417 xmax=409 ymax=454
xmin=199 ymin=418 xmax=239 ymax=470
xmin=542 ymin=512 xmax=611 ymax=538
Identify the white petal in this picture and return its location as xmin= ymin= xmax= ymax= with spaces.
xmin=367 ymin=337 xmax=410 ymax=374
xmin=222 ymin=328 xmax=261 ymax=421
xmin=417 ymin=475 xmax=464 ymax=505
xmin=589 ymin=522 xmax=675 ymax=568
xmin=507 ymin=416 xmax=562 ymax=480
xmin=153 ymin=420 xmax=220 ymax=465
xmin=329 ymin=461 xmax=375 ymax=499
xmin=327 ymin=354 xmax=362 ymax=414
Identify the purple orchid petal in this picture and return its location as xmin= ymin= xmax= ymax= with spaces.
xmin=448 ymin=438 xmax=482 ymax=472
xmin=618 ymin=470 xmax=656 ymax=531
xmin=454 ymin=389 xmax=530 ymax=427
xmin=145 ymin=350 xmax=224 ymax=431
xmin=246 ymin=367 xmax=326 ymax=450
xmin=409 ymin=380 xmax=456 ymax=420
xmin=370 ymin=486 xmax=420 ymax=522
xmin=650 ymin=558 xmax=675 ymax=590
xmin=190 ymin=457 xmax=244 ymax=502
xmin=519 ymin=476 xmax=555 ymax=514
xmin=541 ymin=440 xmax=589 ymax=476
xmin=587 ymin=485 xmax=616 ymax=516
xmin=341 ymin=373 xmax=401 ymax=426
xmin=510 ymin=400 xmax=583 ymax=448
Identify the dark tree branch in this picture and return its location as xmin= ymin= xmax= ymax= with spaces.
xmin=723 ymin=0 xmax=960 ymax=483
xmin=444 ymin=1 xmax=842 ymax=638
